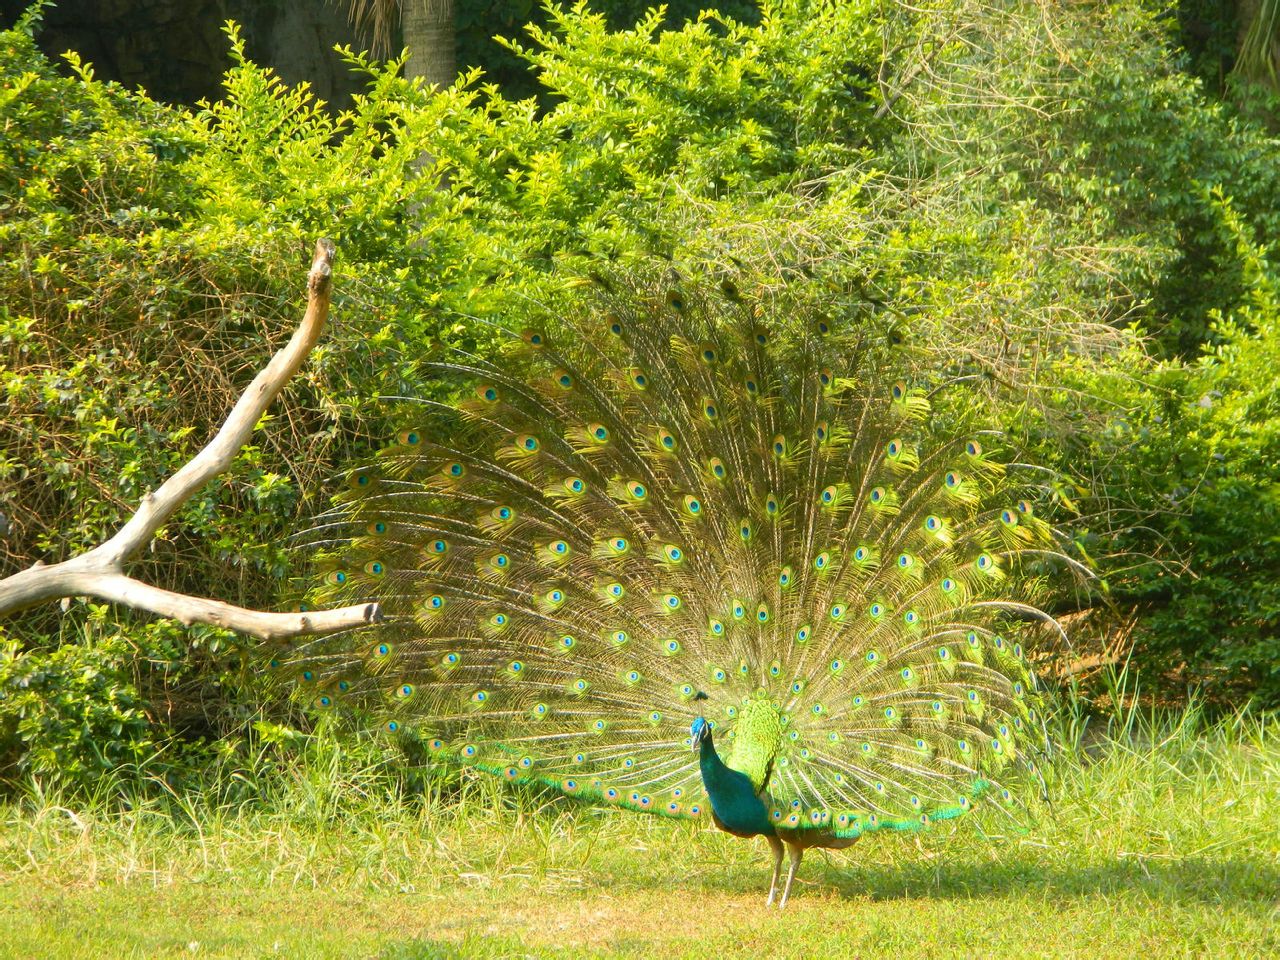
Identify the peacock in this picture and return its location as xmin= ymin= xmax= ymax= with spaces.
xmin=294 ymin=263 xmax=1068 ymax=907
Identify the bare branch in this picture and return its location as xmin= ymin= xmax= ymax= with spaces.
xmin=0 ymin=239 xmax=383 ymax=641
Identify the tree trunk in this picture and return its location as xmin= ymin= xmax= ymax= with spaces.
xmin=402 ymin=0 xmax=456 ymax=90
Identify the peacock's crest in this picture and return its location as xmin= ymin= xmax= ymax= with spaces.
xmin=293 ymin=263 xmax=1072 ymax=845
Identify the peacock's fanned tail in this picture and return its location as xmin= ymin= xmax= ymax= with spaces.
xmin=294 ymin=268 xmax=1067 ymax=838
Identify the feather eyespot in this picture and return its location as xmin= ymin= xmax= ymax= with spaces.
xmin=476 ymin=385 xmax=499 ymax=403
xmin=682 ymin=496 xmax=703 ymax=516
xmin=589 ymin=423 xmax=609 ymax=443
xmin=663 ymin=544 xmax=684 ymax=563
xmin=656 ymin=428 xmax=676 ymax=451
xmin=520 ymin=329 xmax=545 ymax=348
xmin=626 ymin=481 xmax=647 ymax=500
xmin=553 ymin=369 xmax=574 ymax=389
xmin=813 ymin=552 xmax=830 ymax=570
xmin=708 ymin=458 xmax=726 ymax=479
xmin=564 ymin=476 xmax=585 ymax=494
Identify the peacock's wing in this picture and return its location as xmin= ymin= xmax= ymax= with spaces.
xmin=296 ymin=266 xmax=1072 ymax=832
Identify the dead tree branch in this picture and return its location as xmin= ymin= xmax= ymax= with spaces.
xmin=0 ymin=239 xmax=381 ymax=641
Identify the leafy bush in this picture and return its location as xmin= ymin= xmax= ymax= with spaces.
xmin=1061 ymin=196 xmax=1280 ymax=705
xmin=3 ymin=0 xmax=1280 ymax=796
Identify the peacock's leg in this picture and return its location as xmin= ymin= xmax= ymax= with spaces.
xmin=765 ymin=834 xmax=785 ymax=906
xmin=778 ymin=842 xmax=803 ymax=909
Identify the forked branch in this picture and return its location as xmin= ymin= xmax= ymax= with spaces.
xmin=0 ymin=239 xmax=381 ymax=641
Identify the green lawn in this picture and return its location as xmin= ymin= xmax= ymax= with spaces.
xmin=2 ymin=710 xmax=1277 ymax=959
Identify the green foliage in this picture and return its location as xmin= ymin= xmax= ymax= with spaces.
xmin=0 ymin=1 xmax=916 ymax=793
xmin=456 ymin=0 xmax=763 ymax=102
xmin=1059 ymin=194 xmax=1280 ymax=705
xmin=0 ymin=627 xmax=154 ymax=783
xmin=3 ymin=0 xmax=1280 ymax=796
xmin=895 ymin=1 xmax=1280 ymax=357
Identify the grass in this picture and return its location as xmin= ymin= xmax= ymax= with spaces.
xmin=1 ymin=699 xmax=1277 ymax=959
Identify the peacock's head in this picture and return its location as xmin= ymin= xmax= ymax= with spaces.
xmin=690 ymin=716 xmax=711 ymax=750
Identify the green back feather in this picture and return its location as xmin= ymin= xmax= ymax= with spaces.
xmin=294 ymin=265 xmax=1068 ymax=837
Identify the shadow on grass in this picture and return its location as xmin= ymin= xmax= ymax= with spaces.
xmin=798 ymin=853 xmax=1279 ymax=904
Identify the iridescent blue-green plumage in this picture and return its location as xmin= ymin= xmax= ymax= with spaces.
xmin=294 ymin=263 xmax=1070 ymax=906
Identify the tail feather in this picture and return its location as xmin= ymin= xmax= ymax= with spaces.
xmin=292 ymin=263 xmax=1075 ymax=834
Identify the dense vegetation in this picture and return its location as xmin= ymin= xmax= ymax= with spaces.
xmin=1 ymin=0 xmax=1279 ymax=797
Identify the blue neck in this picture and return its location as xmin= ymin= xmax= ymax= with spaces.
xmin=698 ymin=727 xmax=775 ymax=837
